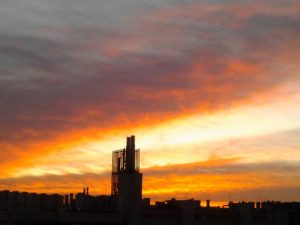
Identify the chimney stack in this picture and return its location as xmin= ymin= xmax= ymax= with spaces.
xmin=125 ymin=136 xmax=136 ymax=172
xmin=131 ymin=135 xmax=135 ymax=152
xmin=206 ymin=200 xmax=210 ymax=208
xmin=126 ymin=137 xmax=131 ymax=151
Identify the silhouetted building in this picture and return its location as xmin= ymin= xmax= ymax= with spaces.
xmin=0 ymin=190 xmax=63 ymax=212
xmin=112 ymin=135 xmax=143 ymax=225
xmin=0 ymin=135 xmax=299 ymax=225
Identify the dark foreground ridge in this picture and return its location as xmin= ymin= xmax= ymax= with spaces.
xmin=1 ymin=136 xmax=299 ymax=225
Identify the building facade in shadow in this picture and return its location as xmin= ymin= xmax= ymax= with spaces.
xmin=111 ymin=135 xmax=142 ymax=225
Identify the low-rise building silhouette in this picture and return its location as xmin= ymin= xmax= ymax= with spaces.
xmin=0 ymin=136 xmax=299 ymax=225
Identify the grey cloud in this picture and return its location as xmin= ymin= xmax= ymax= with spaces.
xmin=0 ymin=0 xmax=300 ymax=164
xmin=143 ymin=160 xmax=300 ymax=177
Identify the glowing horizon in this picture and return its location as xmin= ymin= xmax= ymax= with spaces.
xmin=0 ymin=0 xmax=300 ymax=202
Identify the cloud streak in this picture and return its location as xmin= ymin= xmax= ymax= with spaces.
xmin=0 ymin=0 xmax=300 ymax=199
xmin=1 ymin=158 xmax=299 ymax=201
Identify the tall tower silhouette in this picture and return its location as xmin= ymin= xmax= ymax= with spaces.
xmin=111 ymin=136 xmax=142 ymax=225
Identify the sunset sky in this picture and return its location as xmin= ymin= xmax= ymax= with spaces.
xmin=1 ymin=0 xmax=300 ymax=203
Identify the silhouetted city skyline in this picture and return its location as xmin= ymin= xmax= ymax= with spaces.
xmin=0 ymin=136 xmax=299 ymax=225
xmin=1 ymin=0 xmax=300 ymax=204
xmin=1 ymin=0 xmax=300 ymax=224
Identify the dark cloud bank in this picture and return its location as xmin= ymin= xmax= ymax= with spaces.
xmin=0 ymin=1 xmax=300 ymax=166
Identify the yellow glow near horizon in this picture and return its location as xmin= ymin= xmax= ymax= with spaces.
xmin=10 ymin=87 xmax=300 ymax=178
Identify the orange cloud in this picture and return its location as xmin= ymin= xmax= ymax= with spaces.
xmin=1 ymin=159 xmax=299 ymax=202
xmin=1 ymin=0 xmax=300 ymax=197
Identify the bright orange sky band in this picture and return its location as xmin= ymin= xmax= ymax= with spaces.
xmin=0 ymin=0 xmax=300 ymax=203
